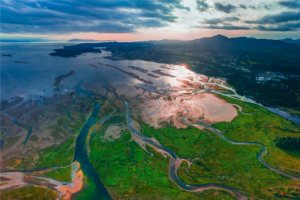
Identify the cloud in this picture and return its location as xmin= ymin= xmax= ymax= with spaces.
xmin=196 ymin=0 xmax=209 ymax=12
xmin=255 ymin=22 xmax=300 ymax=31
xmin=214 ymin=2 xmax=236 ymax=13
xmin=239 ymin=4 xmax=257 ymax=10
xmin=245 ymin=11 xmax=300 ymax=24
xmin=0 ymin=37 xmax=61 ymax=42
xmin=0 ymin=0 xmax=190 ymax=34
xmin=193 ymin=22 xmax=300 ymax=31
xmin=194 ymin=24 xmax=250 ymax=30
xmin=239 ymin=4 xmax=247 ymax=9
xmin=224 ymin=17 xmax=240 ymax=22
xmin=200 ymin=17 xmax=240 ymax=24
xmin=278 ymin=0 xmax=300 ymax=9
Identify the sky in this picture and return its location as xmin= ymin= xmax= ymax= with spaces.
xmin=1 ymin=0 xmax=300 ymax=42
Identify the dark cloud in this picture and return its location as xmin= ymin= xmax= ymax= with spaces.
xmin=200 ymin=17 xmax=240 ymax=24
xmin=200 ymin=18 xmax=223 ymax=25
xmin=255 ymin=22 xmax=300 ymax=31
xmin=224 ymin=17 xmax=240 ymax=22
xmin=240 ymin=3 xmax=275 ymax=10
xmin=248 ymin=5 xmax=257 ymax=9
xmin=0 ymin=0 xmax=189 ymax=34
xmin=194 ymin=24 xmax=250 ymax=30
xmin=196 ymin=0 xmax=209 ymax=12
xmin=239 ymin=4 xmax=247 ymax=9
xmin=255 ymin=25 xmax=291 ymax=31
xmin=245 ymin=11 xmax=300 ymax=24
xmin=192 ymin=2 xmax=300 ymax=32
xmin=263 ymin=5 xmax=269 ymax=10
xmin=278 ymin=0 xmax=300 ymax=9
xmin=214 ymin=2 xmax=236 ymax=13
xmin=193 ymin=23 xmax=300 ymax=31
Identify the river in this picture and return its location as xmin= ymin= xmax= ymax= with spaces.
xmin=125 ymin=102 xmax=248 ymax=200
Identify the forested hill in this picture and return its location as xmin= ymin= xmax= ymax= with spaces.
xmin=50 ymin=35 xmax=300 ymax=57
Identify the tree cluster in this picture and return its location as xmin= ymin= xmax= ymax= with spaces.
xmin=274 ymin=137 xmax=300 ymax=151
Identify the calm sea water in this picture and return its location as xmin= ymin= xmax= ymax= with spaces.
xmin=0 ymin=42 xmax=174 ymax=101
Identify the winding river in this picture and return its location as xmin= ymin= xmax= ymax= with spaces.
xmin=172 ymin=99 xmax=300 ymax=181
xmin=125 ymin=102 xmax=248 ymax=200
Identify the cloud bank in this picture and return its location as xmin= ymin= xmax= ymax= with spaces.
xmin=1 ymin=0 xmax=299 ymax=36
xmin=0 ymin=0 xmax=189 ymax=34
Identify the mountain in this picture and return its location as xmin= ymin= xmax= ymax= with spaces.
xmin=68 ymin=39 xmax=115 ymax=43
xmin=281 ymin=38 xmax=300 ymax=44
xmin=51 ymin=35 xmax=300 ymax=57
xmin=184 ymin=35 xmax=300 ymax=52
xmin=147 ymin=39 xmax=184 ymax=44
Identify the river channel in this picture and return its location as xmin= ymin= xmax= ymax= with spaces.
xmin=125 ymin=102 xmax=248 ymax=200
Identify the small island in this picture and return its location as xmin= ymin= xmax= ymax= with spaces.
xmin=50 ymin=45 xmax=101 ymax=57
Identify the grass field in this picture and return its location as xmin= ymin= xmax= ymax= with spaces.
xmin=36 ymin=165 xmax=73 ymax=182
xmin=0 ymin=186 xmax=57 ymax=200
xmin=89 ymin=114 xmax=185 ymax=199
xmin=35 ymin=137 xmax=75 ymax=168
xmin=87 ymin=111 xmax=297 ymax=199
xmin=213 ymin=94 xmax=300 ymax=176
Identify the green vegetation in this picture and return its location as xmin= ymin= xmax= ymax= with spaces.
xmin=0 ymin=176 xmax=11 ymax=181
xmin=3 ymin=135 xmax=21 ymax=149
xmin=141 ymin=123 xmax=154 ymax=137
xmin=215 ymin=89 xmax=235 ymax=95
xmin=89 ymin=124 xmax=183 ymax=199
xmin=274 ymin=137 xmax=300 ymax=151
xmin=177 ymin=190 xmax=235 ymax=200
xmin=35 ymin=137 xmax=75 ymax=168
xmin=46 ymin=116 xmax=70 ymax=140
xmin=14 ymin=157 xmax=35 ymax=169
xmin=91 ymin=115 xmax=127 ymax=143
xmin=213 ymin=94 xmax=300 ymax=177
xmin=144 ymin=124 xmax=297 ymax=199
xmin=67 ymin=112 xmax=87 ymax=135
xmin=0 ymin=186 xmax=57 ymax=200
xmin=42 ymin=165 xmax=72 ymax=182
xmin=29 ymin=134 xmax=39 ymax=142
xmin=131 ymin=98 xmax=300 ymax=199
xmin=89 ymin=112 xmax=296 ymax=199
xmin=5 ymin=157 xmax=21 ymax=169
xmin=267 ymin=187 xmax=300 ymax=199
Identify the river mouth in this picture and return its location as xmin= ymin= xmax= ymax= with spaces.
xmin=71 ymin=89 xmax=111 ymax=200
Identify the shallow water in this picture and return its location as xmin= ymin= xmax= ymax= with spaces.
xmin=0 ymin=43 xmax=176 ymax=101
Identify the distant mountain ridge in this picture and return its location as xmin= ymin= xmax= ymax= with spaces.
xmin=153 ymin=34 xmax=300 ymax=52
xmin=68 ymin=39 xmax=115 ymax=43
xmin=145 ymin=35 xmax=300 ymax=51
xmin=281 ymin=38 xmax=300 ymax=44
xmin=51 ymin=34 xmax=300 ymax=57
